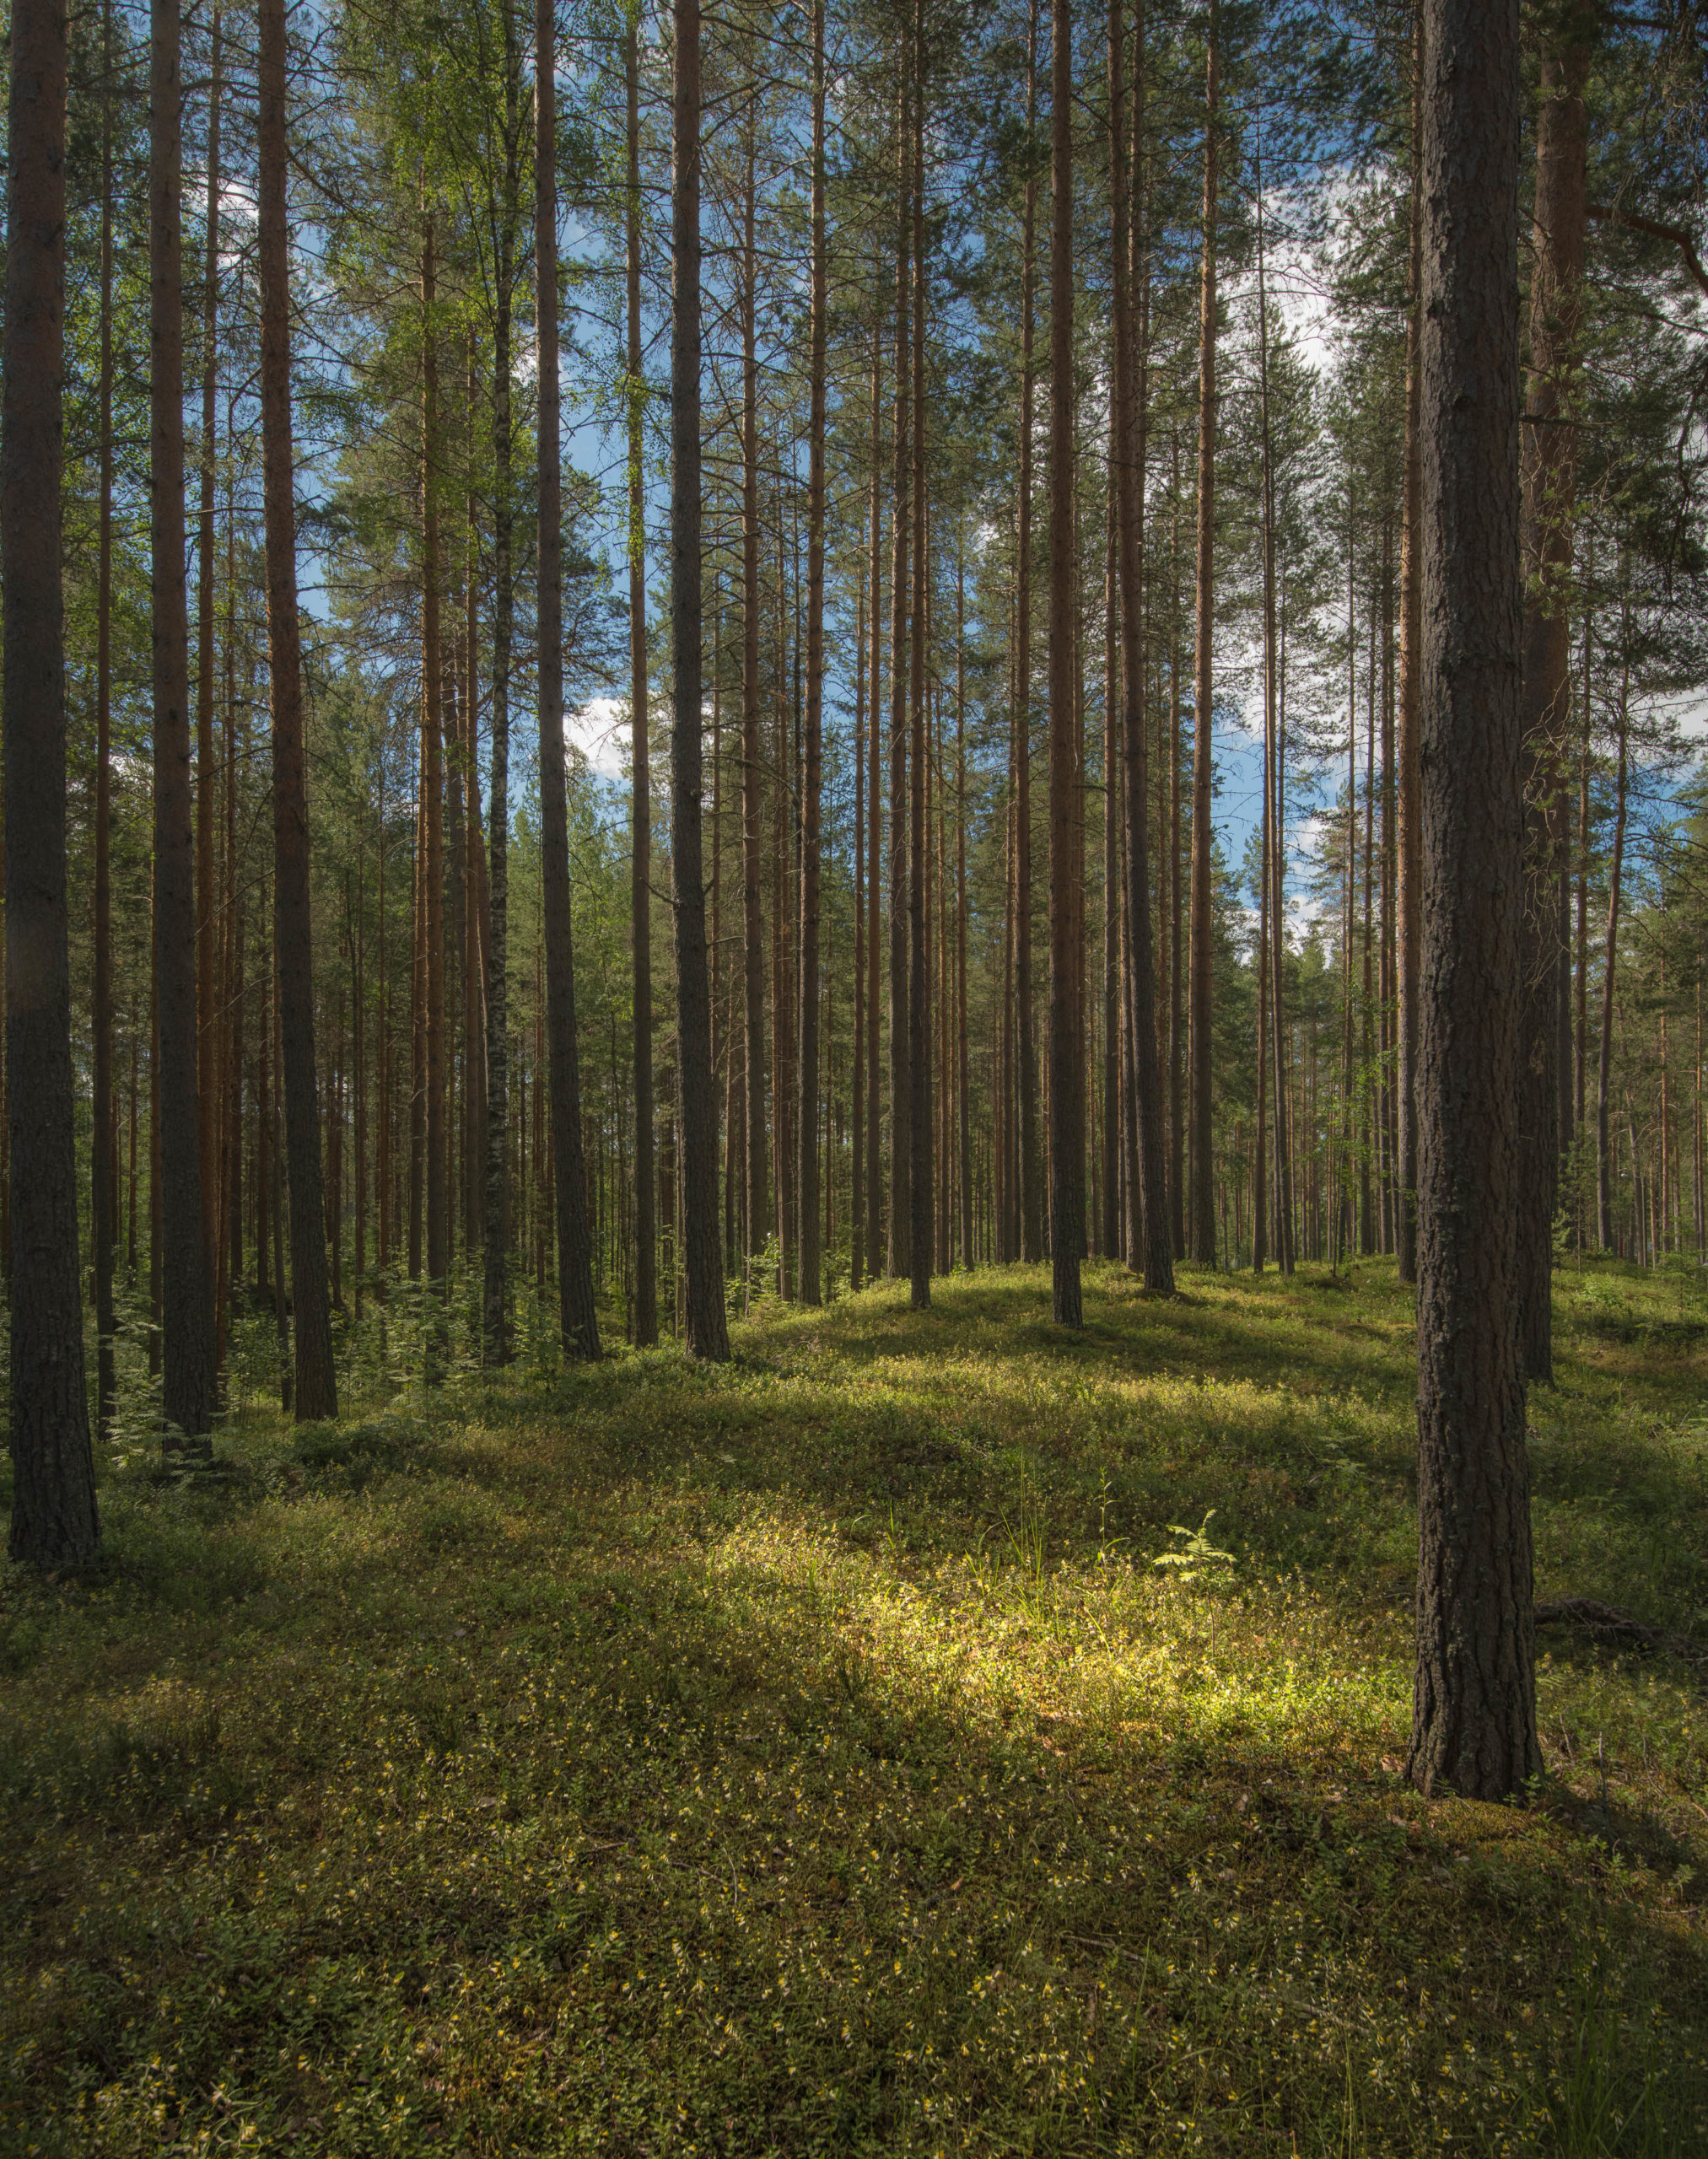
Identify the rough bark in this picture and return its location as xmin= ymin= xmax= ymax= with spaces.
xmin=536 ymin=0 xmax=601 ymax=1359
xmin=669 ymin=0 xmax=729 ymax=1359
xmin=1409 ymin=0 xmax=1538 ymax=1801
xmin=4 ymin=0 xmax=100 ymax=1567
xmin=258 ymin=0 xmax=336 ymax=1419
xmin=152 ymin=0 xmax=216 ymax=1440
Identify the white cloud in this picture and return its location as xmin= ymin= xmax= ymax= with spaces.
xmin=565 ymin=694 xmax=628 ymax=779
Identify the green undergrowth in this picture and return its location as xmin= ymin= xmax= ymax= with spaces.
xmin=4 ymin=1257 xmax=1708 ymax=2155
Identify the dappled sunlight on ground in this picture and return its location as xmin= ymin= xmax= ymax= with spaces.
xmin=4 ymin=1259 xmax=1707 ymax=2152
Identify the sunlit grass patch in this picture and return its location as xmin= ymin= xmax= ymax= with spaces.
xmin=3 ymin=1259 xmax=1708 ymax=2153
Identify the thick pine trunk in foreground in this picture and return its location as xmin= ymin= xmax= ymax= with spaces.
xmin=1046 ymin=0 xmax=1082 ymax=1326
xmin=1515 ymin=28 xmax=1592 ymax=1385
xmin=1409 ymin=0 xmax=1538 ymax=1802
xmin=536 ymin=0 xmax=600 ymax=1359
xmin=670 ymin=0 xmax=728 ymax=1360
xmin=259 ymin=0 xmax=336 ymax=1420
xmin=5 ymin=0 xmax=100 ymax=1567
xmin=152 ymin=0 xmax=216 ymax=1441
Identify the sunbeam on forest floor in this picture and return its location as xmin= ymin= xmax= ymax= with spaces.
xmin=5 ymin=1260 xmax=1708 ymax=2155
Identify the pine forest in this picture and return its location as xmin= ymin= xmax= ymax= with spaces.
xmin=5 ymin=0 xmax=1708 ymax=2149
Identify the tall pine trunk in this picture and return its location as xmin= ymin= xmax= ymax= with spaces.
xmin=1409 ymin=0 xmax=1538 ymax=1801
xmin=93 ymin=0 xmax=117 ymax=1438
xmin=5 ymin=0 xmax=100 ymax=1565
xmin=797 ymin=0 xmax=827 ymax=1306
xmin=152 ymin=0 xmax=216 ymax=1440
xmin=536 ymin=0 xmax=600 ymax=1359
xmin=669 ymin=0 xmax=729 ymax=1359
xmin=422 ymin=212 xmax=448 ymax=1313
xmin=1111 ymin=0 xmax=1173 ymax=1295
xmin=1396 ymin=3 xmax=1423 ymax=1284
xmin=1186 ymin=0 xmax=1219 ymax=1266
xmin=888 ymin=73 xmax=913 ymax=1280
xmin=626 ymin=19 xmax=657 ymax=1345
xmin=1016 ymin=5 xmax=1042 ymax=1264
xmin=908 ymin=23 xmax=931 ymax=1309
xmin=258 ymin=0 xmax=336 ymax=1419
xmin=197 ymin=8 xmax=224 ymax=1300
xmin=482 ymin=0 xmax=524 ymax=1365
xmin=1046 ymin=0 xmax=1083 ymax=1326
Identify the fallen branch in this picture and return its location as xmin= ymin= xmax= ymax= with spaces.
xmin=1534 ymin=1596 xmax=1701 ymax=1659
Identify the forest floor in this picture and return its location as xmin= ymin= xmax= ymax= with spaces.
xmin=5 ymin=1258 xmax=1708 ymax=2156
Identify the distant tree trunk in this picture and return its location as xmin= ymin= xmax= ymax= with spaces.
xmin=463 ymin=460 xmax=488 ymax=1264
xmin=626 ymin=19 xmax=656 ymax=1346
xmin=1167 ymin=453 xmax=1184 ymax=1257
xmin=1045 ymin=0 xmax=1082 ymax=1325
xmin=888 ymin=73 xmax=913 ymax=1282
xmin=1516 ymin=22 xmax=1592 ymax=1383
xmin=536 ymin=0 xmax=600 ymax=1360
xmin=1111 ymin=0 xmax=1173 ymax=1295
xmin=197 ymin=7 xmax=224 ymax=1300
xmin=93 ymin=0 xmax=117 ymax=1439
xmin=1597 ymin=643 xmax=1628 ymax=1251
xmin=421 ymin=211 xmax=449 ymax=1322
xmin=1187 ymin=0 xmax=1219 ymax=1265
xmin=1409 ymin=0 xmax=1538 ymax=1802
xmin=482 ymin=0 xmax=524 ymax=1365
xmin=738 ymin=137 xmax=768 ymax=1284
xmin=798 ymin=0 xmax=827 ymax=1306
xmin=1256 ymin=157 xmax=1292 ymax=1278
xmin=956 ymin=552 xmax=973 ymax=1268
xmin=152 ymin=0 xmax=216 ymax=1441
xmin=5 ymin=0 xmax=100 ymax=1566
xmin=866 ymin=329 xmax=885 ymax=1280
xmin=1396 ymin=3 xmax=1423 ymax=1284
xmin=908 ymin=25 xmax=932 ymax=1311
xmin=1016 ymin=3 xmax=1042 ymax=1265
xmin=669 ymin=0 xmax=728 ymax=1359
xmin=258 ymin=0 xmax=336 ymax=1420
xmin=852 ymin=577 xmax=866 ymax=1289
